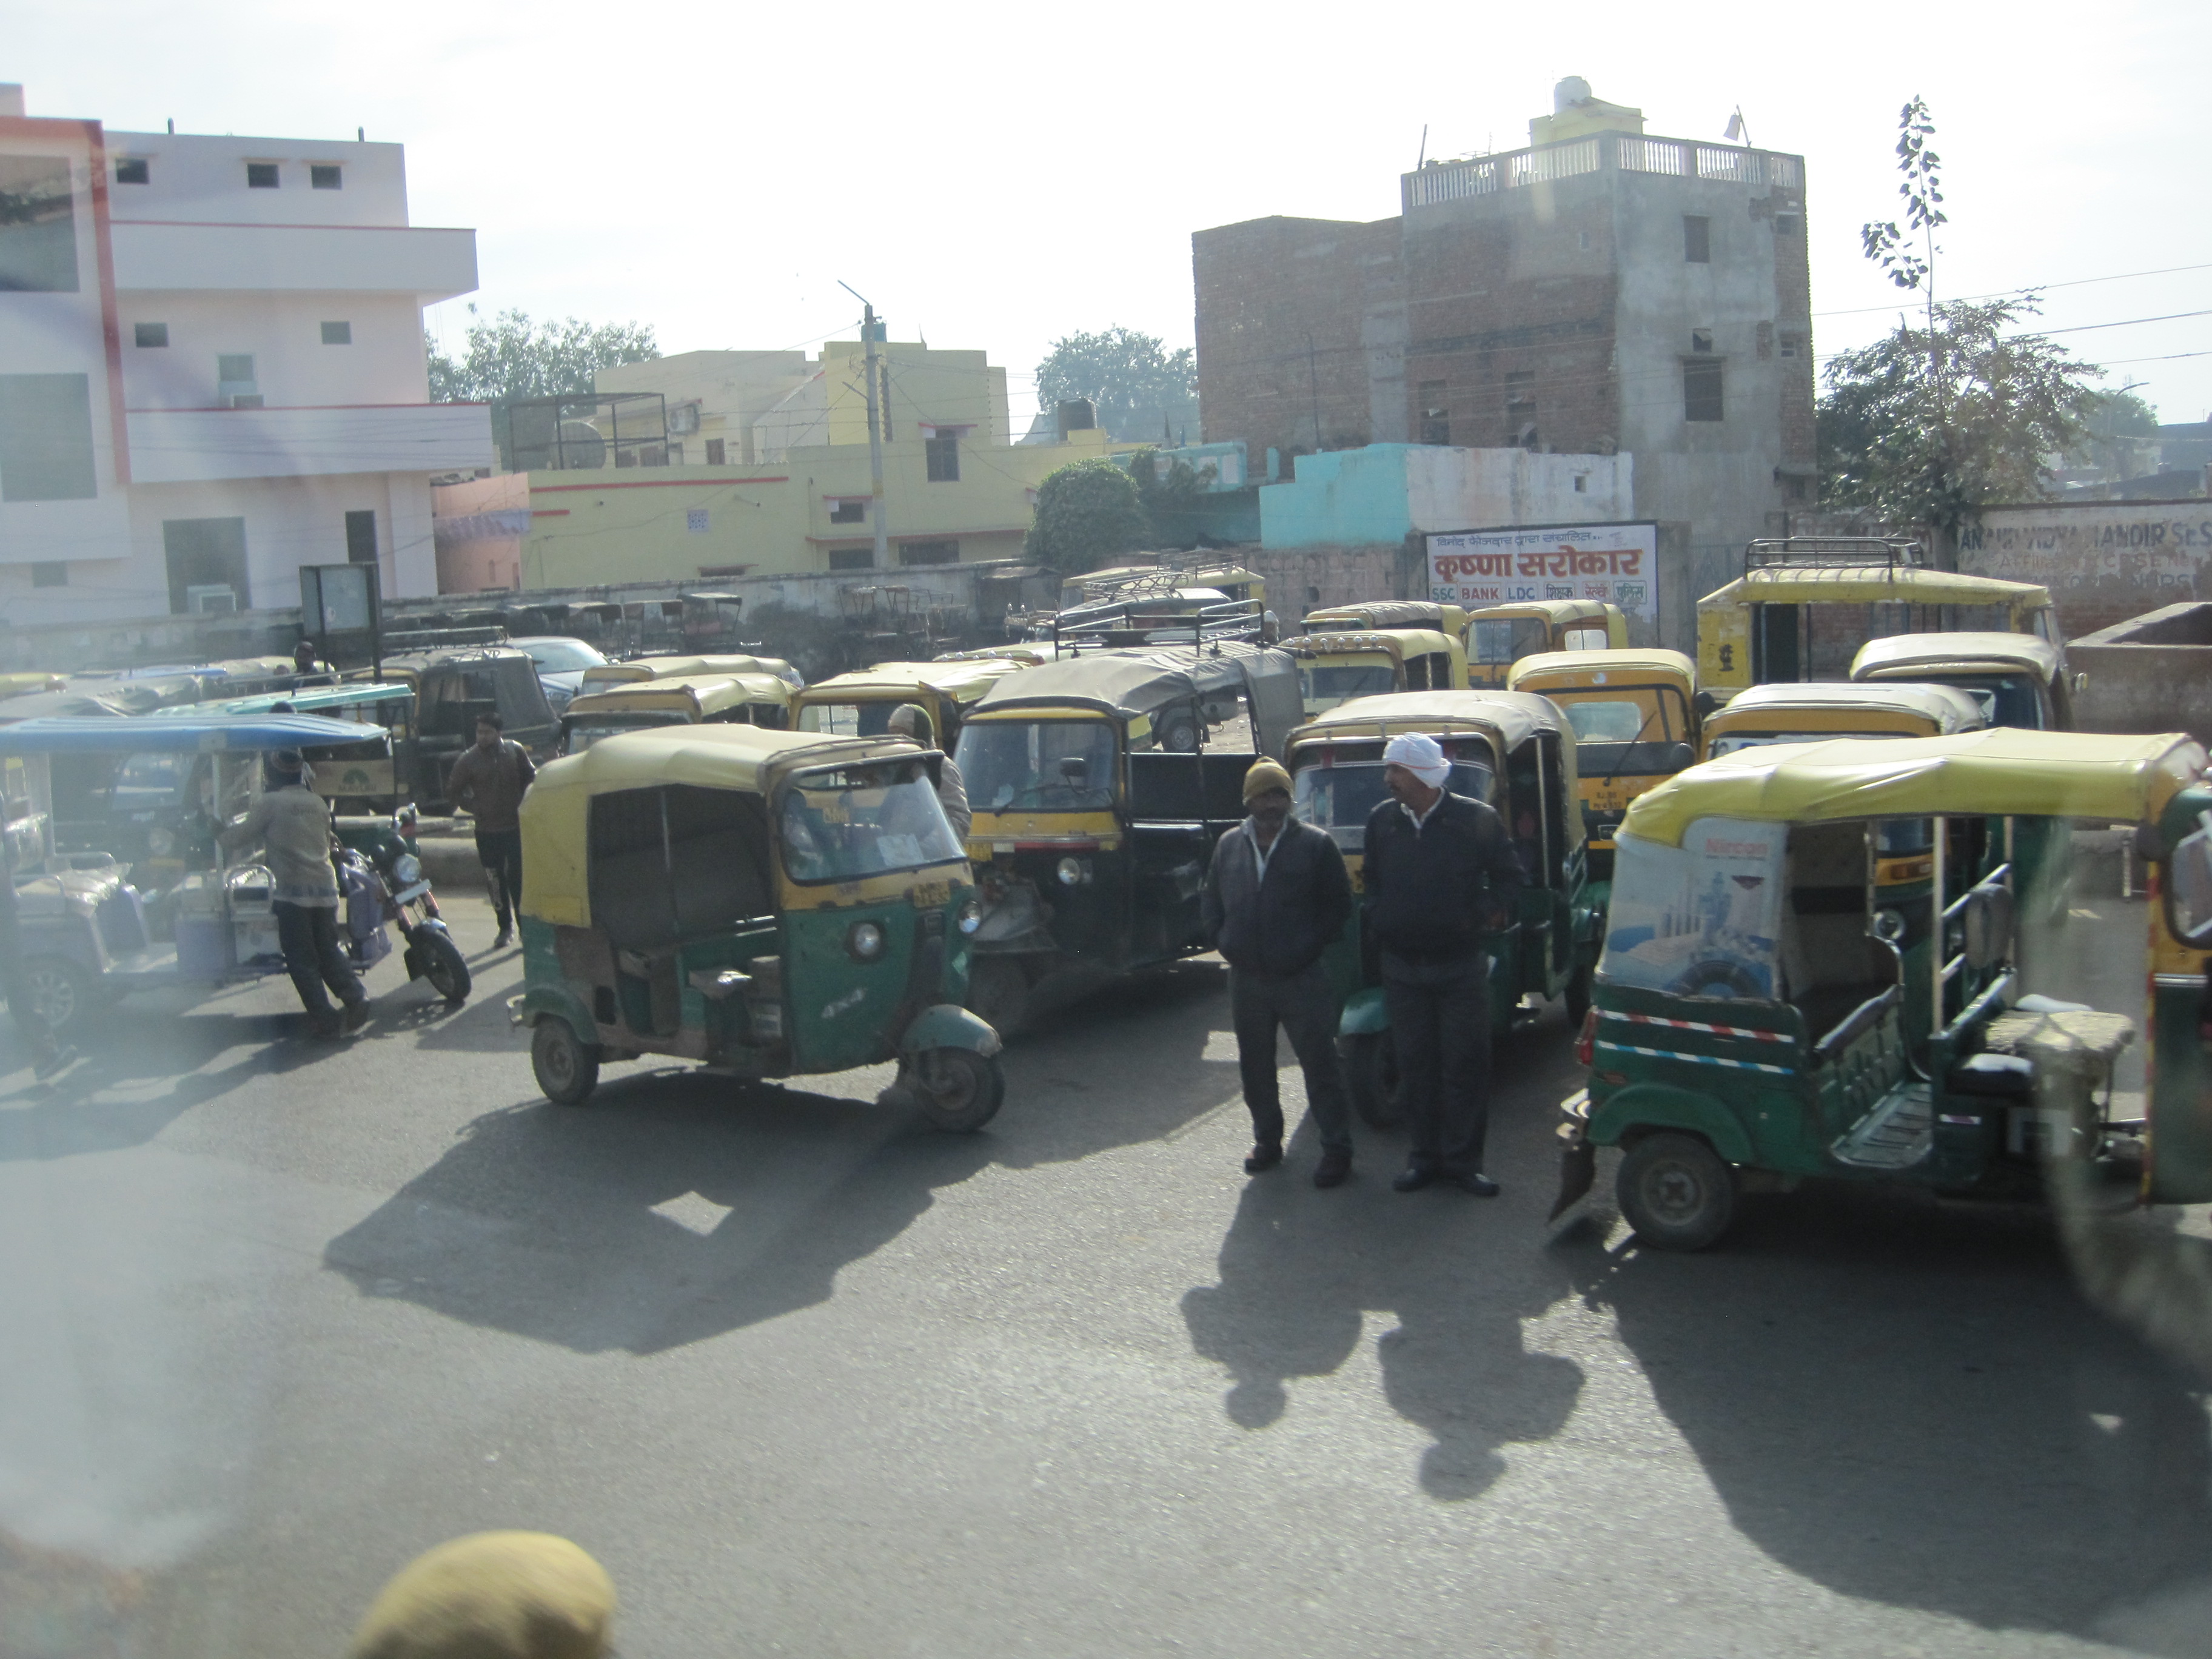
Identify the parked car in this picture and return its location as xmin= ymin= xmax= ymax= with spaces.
xmin=508 ymin=635 xmax=609 ymax=714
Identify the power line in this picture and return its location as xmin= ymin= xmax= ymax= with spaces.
xmin=1811 ymin=261 xmax=2212 ymax=319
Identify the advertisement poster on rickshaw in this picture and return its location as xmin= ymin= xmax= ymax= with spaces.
xmin=1599 ymin=816 xmax=1785 ymax=1000
xmin=1427 ymin=521 xmax=1658 ymax=626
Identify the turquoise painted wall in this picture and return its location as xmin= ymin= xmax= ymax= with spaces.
xmin=1259 ymin=446 xmax=1418 ymax=549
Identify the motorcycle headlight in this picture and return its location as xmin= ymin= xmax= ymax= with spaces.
xmin=1056 ymin=856 xmax=1082 ymax=886
xmin=957 ymin=898 xmax=982 ymax=935
xmin=848 ymin=920 xmax=885 ymax=961
xmin=392 ymin=853 xmax=423 ymax=885
xmin=147 ymin=828 xmax=175 ymax=857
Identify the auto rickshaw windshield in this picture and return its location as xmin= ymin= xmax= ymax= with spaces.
xmin=1708 ymin=729 xmax=1909 ymax=757
xmin=1300 ymin=661 xmax=1397 ymax=704
xmin=565 ymin=711 xmax=691 ymax=751
xmin=958 ymin=719 xmax=1117 ymax=811
xmin=1936 ymin=673 xmax=2046 ymax=729
xmin=1292 ymin=757 xmax=1496 ymax=851
xmin=797 ymin=700 xmax=899 ymax=737
xmin=1472 ymin=617 xmax=1549 ymax=666
xmin=779 ymin=760 xmax=964 ymax=883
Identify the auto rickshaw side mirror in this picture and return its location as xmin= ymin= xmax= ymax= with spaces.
xmin=1692 ymin=690 xmax=1723 ymax=720
xmin=2073 ymin=672 xmax=2090 ymax=695
xmin=1663 ymin=741 xmax=1695 ymax=771
xmin=2167 ymin=826 xmax=2212 ymax=949
xmin=1059 ymin=756 xmax=1090 ymax=789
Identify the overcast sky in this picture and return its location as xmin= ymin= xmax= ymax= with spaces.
xmin=11 ymin=0 xmax=2208 ymax=434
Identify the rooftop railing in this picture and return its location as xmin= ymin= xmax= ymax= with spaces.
xmin=1405 ymin=132 xmax=1802 ymax=210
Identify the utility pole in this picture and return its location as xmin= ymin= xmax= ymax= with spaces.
xmin=840 ymin=281 xmax=891 ymax=571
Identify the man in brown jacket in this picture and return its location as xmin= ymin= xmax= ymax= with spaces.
xmin=447 ymin=713 xmax=536 ymax=948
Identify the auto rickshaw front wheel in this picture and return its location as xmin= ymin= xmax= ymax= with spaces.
xmin=910 ymin=1048 xmax=1004 ymax=1133
xmin=1617 ymin=1131 xmax=1735 ymax=1251
xmin=531 ymin=1017 xmax=600 ymax=1107
xmin=1345 ymin=1033 xmax=1405 ymax=1130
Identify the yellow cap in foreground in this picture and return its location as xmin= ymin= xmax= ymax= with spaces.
xmin=349 ymin=1532 xmax=615 ymax=1659
xmin=1242 ymin=758 xmax=1292 ymax=802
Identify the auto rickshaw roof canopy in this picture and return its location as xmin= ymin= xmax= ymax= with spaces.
xmin=968 ymin=645 xmax=1286 ymax=721
xmin=1289 ymin=688 xmax=1574 ymax=753
xmin=1304 ymin=601 xmax=1470 ymax=632
xmin=1700 ymin=565 xmax=2053 ymax=611
xmin=157 ymin=682 xmax=415 ymax=718
xmin=0 ymin=713 xmax=383 ymax=753
xmin=578 ymin=654 xmax=797 ymax=688
xmin=1287 ymin=628 xmax=1458 ymax=660
xmin=563 ymin=672 xmax=788 ymax=717
xmin=797 ymin=659 xmax=1027 ymax=701
xmin=1620 ymin=728 xmax=2207 ymax=848
xmin=1507 ymin=648 xmax=1697 ymax=691
xmin=1467 ymin=598 xmax=1620 ymax=625
xmin=1703 ymin=680 xmax=1986 ymax=732
xmin=1850 ymin=631 xmax=2063 ymax=680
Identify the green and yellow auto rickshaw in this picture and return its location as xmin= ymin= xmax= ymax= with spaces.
xmin=1284 ymin=689 xmax=1602 ymax=1123
xmin=511 ymin=724 xmax=1004 ymax=1130
xmin=1464 ymin=600 xmax=1627 ymax=688
xmin=1285 ymin=628 xmax=1469 ymax=718
xmin=1507 ymin=648 xmax=1700 ymax=894
xmin=555 ymin=671 xmax=791 ymax=755
xmin=1552 ymin=728 xmax=2211 ymax=1250
xmin=1850 ymin=632 xmax=2077 ymax=731
xmin=953 ymin=644 xmax=1305 ymax=1031
xmin=794 ymin=659 xmax=1031 ymax=745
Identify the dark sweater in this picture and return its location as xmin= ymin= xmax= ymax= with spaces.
xmin=1362 ymin=790 xmax=1525 ymax=965
xmin=1202 ymin=816 xmax=1353 ymax=979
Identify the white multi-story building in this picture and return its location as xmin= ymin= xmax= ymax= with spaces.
xmin=0 ymin=83 xmax=492 ymax=625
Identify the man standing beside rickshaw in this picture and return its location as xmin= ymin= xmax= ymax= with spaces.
xmin=1363 ymin=734 xmax=1525 ymax=1195
xmin=1202 ymin=759 xmax=1356 ymax=1187
xmin=223 ymin=748 xmax=370 ymax=1039
xmin=447 ymin=713 xmax=536 ymax=949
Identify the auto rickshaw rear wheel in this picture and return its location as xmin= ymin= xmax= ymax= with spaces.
xmin=1617 ymin=1131 xmax=1735 ymax=1251
xmin=910 ymin=1048 xmax=1004 ymax=1132
xmin=13 ymin=955 xmax=95 ymax=1039
xmin=420 ymin=932 xmax=472 ymax=1005
xmin=1345 ymin=1032 xmax=1405 ymax=1130
xmin=531 ymin=1017 xmax=600 ymax=1107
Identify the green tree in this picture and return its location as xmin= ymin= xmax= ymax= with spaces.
xmin=1036 ymin=327 xmax=1198 ymax=443
xmin=1025 ymin=458 xmax=1149 ymax=573
xmin=1820 ymin=99 xmax=2101 ymax=541
xmin=426 ymin=305 xmax=659 ymax=469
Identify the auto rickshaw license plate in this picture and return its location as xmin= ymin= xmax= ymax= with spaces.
xmin=910 ymin=879 xmax=950 ymax=909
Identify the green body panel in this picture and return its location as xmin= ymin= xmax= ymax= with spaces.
xmin=1338 ymin=983 xmax=1389 ymax=1037
xmin=1585 ymin=1081 xmax=1760 ymax=1166
xmin=784 ymin=893 xmax=956 ymax=1075
xmin=899 ymin=1002 xmax=1002 ymax=1057
xmin=2148 ymin=783 xmax=2212 ymax=1202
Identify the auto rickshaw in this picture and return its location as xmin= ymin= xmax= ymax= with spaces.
xmin=0 ymin=713 xmax=469 ymax=1034
xmin=794 ymin=659 xmax=1031 ymax=745
xmin=1464 ymin=599 xmax=1627 ymax=688
xmin=1058 ymin=563 xmax=1265 ymax=617
xmin=557 ymin=672 xmax=791 ymax=756
xmin=509 ymin=724 xmax=1004 ymax=1130
xmin=379 ymin=646 xmax=558 ymax=807
xmin=577 ymin=653 xmax=805 ymax=694
xmin=1285 ymin=628 xmax=1469 ymax=717
xmin=1850 ymin=632 xmax=2077 ymax=731
xmin=1281 ymin=691 xmax=1601 ymax=1123
xmin=1701 ymin=680 xmax=1986 ymax=757
xmin=1302 ymin=601 xmax=1471 ymax=637
xmin=162 ymin=681 xmax=421 ymax=815
xmin=1697 ymin=538 xmax=2061 ymax=693
xmin=1506 ymin=648 xmax=1700 ymax=891
xmin=1551 ymin=728 xmax=2211 ymax=1250
xmin=0 ymin=673 xmax=66 ymax=702
xmin=953 ymin=644 xmax=1304 ymax=1031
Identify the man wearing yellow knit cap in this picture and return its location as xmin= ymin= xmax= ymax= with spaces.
xmin=1201 ymin=756 xmax=1356 ymax=1185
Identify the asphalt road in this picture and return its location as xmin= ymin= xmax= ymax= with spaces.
xmin=4 ymin=893 xmax=2211 ymax=1658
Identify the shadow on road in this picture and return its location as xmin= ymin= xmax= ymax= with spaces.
xmin=1554 ymin=1180 xmax=2212 ymax=1646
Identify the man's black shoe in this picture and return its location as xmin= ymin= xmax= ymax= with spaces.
xmin=492 ymin=927 xmax=514 ymax=950
xmin=1244 ymin=1144 xmax=1284 ymax=1175
xmin=341 ymin=999 xmax=372 ymax=1034
xmin=1393 ymin=1163 xmax=1438 ymax=1192
xmin=1313 ymin=1149 xmax=1352 ymax=1188
xmin=1455 ymin=1170 xmax=1501 ymax=1198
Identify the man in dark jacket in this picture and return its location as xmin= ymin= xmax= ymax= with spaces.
xmin=1362 ymin=732 xmax=1526 ymax=1195
xmin=1202 ymin=758 xmax=1357 ymax=1186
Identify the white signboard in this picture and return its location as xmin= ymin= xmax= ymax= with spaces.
xmin=1427 ymin=521 xmax=1658 ymax=626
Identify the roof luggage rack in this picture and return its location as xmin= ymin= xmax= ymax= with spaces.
xmin=1743 ymin=536 xmax=1923 ymax=575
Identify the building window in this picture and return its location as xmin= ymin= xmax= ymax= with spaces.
xmin=1690 ymin=330 xmax=1714 ymax=354
xmin=0 ymin=156 xmax=79 ymax=293
xmin=1417 ymin=380 xmax=1449 ymax=446
xmin=1505 ymin=370 xmax=1537 ymax=449
xmin=1755 ymin=322 xmax=1774 ymax=361
xmin=218 ymin=354 xmax=258 ymax=407
xmin=163 ymin=517 xmax=249 ymax=614
xmin=320 ymin=321 xmax=352 ymax=345
xmin=134 ymin=321 xmax=169 ymax=348
xmin=830 ymin=548 xmax=874 ymax=571
xmin=32 ymin=561 xmax=67 ymax=587
xmin=830 ymin=498 xmax=866 ymax=524
xmin=925 ymin=434 xmax=960 ymax=482
xmin=1683 ymin=359 xmax=1725 ymax=423
xmin=0 ymin=374 xmax=98 ymax=501
xmin=246 ymin=162 xmax=279 ymax=189
xmin=1785 ymin=475 xmax=1809 ymax=502
xmin=344 ymin=509 xmax=378 ymax=564
xmin=899 ymin=540 xmax=959 ymax=566
xmin=1684 ymin=215 xmax=1711 ymax=263
xmin=704 ymin=438 xmax=726 ymax=466
xmin=310 ymin=164 xmax=341 ymax=190
xmin=1573 ymin=474 xmax=1587 ymax=494
xmin=115 ymin=158 xmax=150 ymax=185
xmin=1778 ymin=332 xmax=1803 ymax=360
xmin=1774 ymin=213 xmax=1799 ymax=237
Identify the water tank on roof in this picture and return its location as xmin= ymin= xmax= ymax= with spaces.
xmin=1555 ymin=76 xmax=1592 ymax=110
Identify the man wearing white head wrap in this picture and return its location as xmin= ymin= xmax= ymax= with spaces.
xmin=1362 ymin=729 xmax=1525 ymax=1194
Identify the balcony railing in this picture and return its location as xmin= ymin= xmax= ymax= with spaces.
xmin=1406 ymin=133 xmax=1801 ymax=209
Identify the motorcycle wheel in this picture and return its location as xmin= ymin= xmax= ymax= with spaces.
xmin=420 ymin=930 xmax=472 ymax=1005
xmin=910 ymin=1048 xmax=1004 ymax=1133
xmin=531 ymin=1018 xmax=599 ymax=1106
xmin=1345 ymin=1031 xmax=1404 ymax=1130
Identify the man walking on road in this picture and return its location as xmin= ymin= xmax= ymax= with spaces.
xmin=1362 ymin=732 xmax=1524 ymax=1195
xmin=227 ymin=749 xmax=370 ymax=1039
xmin=1202 ymin=758 xmax=1357 ymax=1187
xmin=447 ymin=713 xmax=535 ymax=949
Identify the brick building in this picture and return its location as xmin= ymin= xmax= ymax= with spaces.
xmin=1192 ymin=78 xmax=1816 ymax=648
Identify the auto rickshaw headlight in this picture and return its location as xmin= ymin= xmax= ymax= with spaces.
xmin=957 ymin=898 xmax=982 ymax=935
xmin=147 ymin=827 xmax=175 ymax=856
xmin=1056 ymin=856 xmax=1082 ymax=886
xmin=1873 ymin=907 xmax=1908 ymax=943
xmin=848 ymin=920 xmax=885 ymax=961
xmin=392 ymin=853 xmax=423 ymax=885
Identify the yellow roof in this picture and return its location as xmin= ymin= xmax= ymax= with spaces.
xmin=1620 ymin=729 xmax=2206 ymax=848
xmin=1469 ymin=598 xmax=1617 ymax=625
xmin=562 ymin=672 xmax=788 ymax=718
xmin=1704 ymin=680 xmax=1985 ymax=732
xmin=1701 ymin=566 xmax=2051 ymax=609
xmin=1851 ymin=631 xmax=2062 ymax=680
xmin=1290 ymin=688 xmax=1574 ymax=753
xmin=577 ymin=654 xmax=792 ymax=689
xmin=1289 ymin=628 xmax=1457 ymax=659
xmin=1509 ymin=648 xmax=1695 ymax=691
xmin=797 ymin=659 xmax=1025 ymax=702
